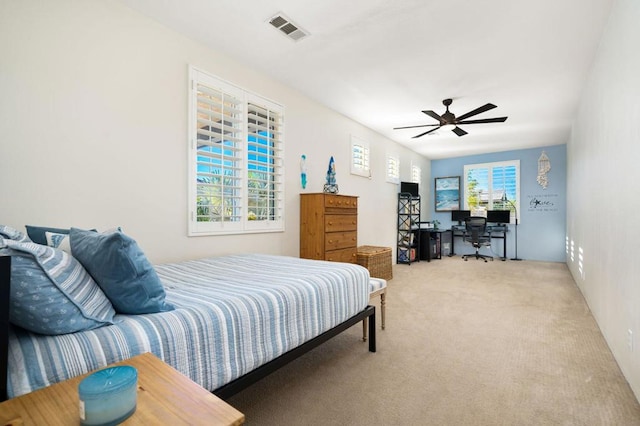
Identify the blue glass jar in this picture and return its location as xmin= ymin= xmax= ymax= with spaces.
xmin=78 ymin=366 xmax=138 ymax=426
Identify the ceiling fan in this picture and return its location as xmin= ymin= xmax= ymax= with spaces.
xmin=394 ymin=98 xmax=508 ymax=138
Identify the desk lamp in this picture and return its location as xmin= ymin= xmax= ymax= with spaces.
xmin=501 ymin=193 xmax=522 ymax=261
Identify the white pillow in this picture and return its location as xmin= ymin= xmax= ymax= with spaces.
xmin=45 ymin=231 xmax=71 ymax=252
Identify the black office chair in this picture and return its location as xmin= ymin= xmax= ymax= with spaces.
xmin=461 ymin=216 xmax=494 ymax=262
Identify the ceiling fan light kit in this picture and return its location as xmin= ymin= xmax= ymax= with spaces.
xmin=394 ymin=98 xmax=508 ymax=138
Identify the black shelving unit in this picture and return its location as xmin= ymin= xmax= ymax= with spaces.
xmin=397 ymin=193 xmax=421 ymax=264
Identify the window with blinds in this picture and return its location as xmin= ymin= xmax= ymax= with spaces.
xmin=463 ymin=160 xmax=520 ymax=221
xmin=386 ymin=154 xmax=400 ymax=184
xmin=350 ymin=135 xmax=370 ymax=177
xmin=189 ymin=67 xmax=284 ymax=235
xmin=411 ymin=163 xmax=422 ymax=184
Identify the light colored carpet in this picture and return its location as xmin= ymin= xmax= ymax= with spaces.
xmin=227 ymin=258 xmax=640 ymax=425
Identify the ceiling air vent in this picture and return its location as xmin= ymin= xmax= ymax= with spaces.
xmin=268 ymin=13 xmax=309 ymax=42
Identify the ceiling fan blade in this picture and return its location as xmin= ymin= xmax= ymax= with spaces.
xmin=421 ymin=110 xmax=443 ymax=122
xmin=452 ymin=126 xmax=467 ymax=137
xmin=457 ymin=116 xmax=508 ymax=125
xmin=413 ymin=127 xmax=441 ymax=138
xmin=456 ymin=103 xmax=497 ymax=121
xmin=393 ymin=123 xmax=440 ymax=130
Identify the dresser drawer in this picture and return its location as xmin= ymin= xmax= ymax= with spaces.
xmin=324 ymin=195 xmax=357 ymax=214
xmin=325 ymin=231 xmax=357 ymax=251
xmin=325 ymin=247 xmax=357 ymax=263
xmin=325 ymin=215 xmax=357 ymax=232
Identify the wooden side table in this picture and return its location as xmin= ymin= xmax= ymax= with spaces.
xmin=0 ymin=352 xmax=245 ymax=425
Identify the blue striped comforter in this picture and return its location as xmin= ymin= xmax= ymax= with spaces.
xmin=7 ymin=254 xmax=370 ymax=398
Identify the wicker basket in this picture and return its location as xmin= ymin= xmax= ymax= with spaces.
xmin=356 ymin=245 xmax=393 ymax=280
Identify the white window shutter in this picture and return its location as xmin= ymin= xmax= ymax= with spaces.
xmin=350 ymin=135 xmax=370 ymax=177
xmin=386 ymin=154 xmax=400 ymax=184
xmin=189 ymin=67 xmax=284 ymax=235
xmin=464 ymin=160 xmax=520 ymax=221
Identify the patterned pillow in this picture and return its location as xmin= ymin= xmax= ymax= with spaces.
xmin=70 ymin=228 xmax=174 ymax=314
xmin=25 ymin=225 xmax=69 ymax=245
xmin=45 ymin=231 xmax=71 ymax=252
xmin=1 ymin=240 xmax=116 ymax=335
xmin=0 ymin=225 xmax=31 ymax=242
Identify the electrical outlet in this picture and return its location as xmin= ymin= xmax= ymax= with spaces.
xmin=628 ymin=329 xmax=634 ymax=352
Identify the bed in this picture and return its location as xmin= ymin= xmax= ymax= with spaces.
xmin=0 ymin=232 xmax=376 ymax=402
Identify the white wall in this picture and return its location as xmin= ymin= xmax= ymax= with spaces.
xmin=0 ymin=0 xmax=429 ymax=263
xmin=567 ymin=0 xmax=640 ymax=399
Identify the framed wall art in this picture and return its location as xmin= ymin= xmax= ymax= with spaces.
xmin=435 ymin=176 xmax=461 ymax=211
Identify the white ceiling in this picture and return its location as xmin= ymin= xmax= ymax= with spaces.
xmin=117 ymin=0 xmax=614 ymax=159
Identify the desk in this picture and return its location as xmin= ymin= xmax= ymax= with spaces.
xmin=450 ymin=225 xmax=509 ymax=261
xmin=0 ymin=353 xmax=245 ymax=425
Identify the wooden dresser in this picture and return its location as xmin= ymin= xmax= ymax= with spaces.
xmin=300 ymin=193 xmax=358 ymax=263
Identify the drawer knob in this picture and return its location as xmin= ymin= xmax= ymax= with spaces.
xmin=328 ymin=221 xmax=333 ymax=225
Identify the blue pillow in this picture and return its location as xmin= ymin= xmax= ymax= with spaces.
xmin=1 ymin=240 xmax=116 ymax=335
xmin=0 ymin=225 xmax=31 ymax=242
xmin=25 ymin=225 xmax=70 ymax=245
xmin=69 ymin=228 xmax=174 ymax=314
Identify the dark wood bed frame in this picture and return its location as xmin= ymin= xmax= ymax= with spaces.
xmin=0 ymin=255 xmax=376 ymax=402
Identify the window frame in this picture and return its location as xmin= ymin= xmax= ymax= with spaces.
xmin=188 ymin=66 xmax=285 ymax=236
xmin=463 ymin=160 xmax=520 ymax=222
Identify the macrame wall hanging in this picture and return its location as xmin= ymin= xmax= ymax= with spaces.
xmin=537 ymin=151 xmax=551 ymax=189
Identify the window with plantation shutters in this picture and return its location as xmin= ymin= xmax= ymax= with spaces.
xmin=411 ymin=163 xmax=421 ymax=184
xmin=350 ymin=135 xmax=370 ymax=177
xmin=463 ymin=160 xmax=520 ymax=221
xmin=188 ymin=67 xmax=284 ymax=235
xmin=386 ymin=154 xmax=400 ymax=184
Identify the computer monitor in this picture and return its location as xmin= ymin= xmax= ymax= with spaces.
xmin=451 ymin=210 xmax=471 ymax=224
xmin=487 ymin=210 xmax=511 ymax=224
xmin=400 ymin=182 xmax=419 ymax=197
